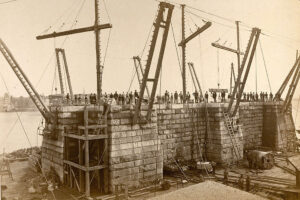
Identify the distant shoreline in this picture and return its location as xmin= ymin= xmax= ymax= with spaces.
xmin=0 ymin=108 xmax=38 ymax=112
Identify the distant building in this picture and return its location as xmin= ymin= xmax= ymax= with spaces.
xmin=2 ymin=93 xmax=14 ymax=112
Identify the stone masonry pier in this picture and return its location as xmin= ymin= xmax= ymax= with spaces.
xmin=41 ymin=101 xmax=296 ymax=193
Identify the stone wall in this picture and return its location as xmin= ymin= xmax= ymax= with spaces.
xmin=156 ymin=103 xmax=244 ymax=165
xmin=239 ymin=102 xmax=263 ymax=150
xmin=41 ymin=101 xmax=297 ymax=193
xmin=42 ymin=105 xmax=84 ymax=182
xmin=107 ymin=105 xmax=163 ymax=192
xmin=262 ymin=102 xmax=297 ymax=151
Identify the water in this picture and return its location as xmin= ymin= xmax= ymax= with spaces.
xmin=0 ymin=100 xmax=300 ymax=153
xmin=0 ymin=111 xmax=42 ymax=153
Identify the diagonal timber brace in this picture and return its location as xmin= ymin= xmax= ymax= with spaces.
xmin=227 ymin=28 xmax=261 ymax=117
xmin=133 ymin=2 xmax=174 ymax=123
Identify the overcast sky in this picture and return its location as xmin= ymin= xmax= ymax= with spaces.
xmin=0 ymin=0 xmax=299 ymax=97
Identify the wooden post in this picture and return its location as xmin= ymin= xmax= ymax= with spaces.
xmin=236 ymin=21 xmax=241 ymax=92
xmin=296 ymin=169 xmax=300 ymax=189
xmin=70 ymin=166 xmax=73 ymax=188
xmin=103 ymin=113 xmax=109 ymax=193
xmin=84 ymin=108 xmax=90 ymax=196
xmin=79 ymin=140 xmax=84 ymax=192
xmin=181 ymin=4 xmax=186 ymax=103
xmin=0 ymin=175 xmax=2 ymax=200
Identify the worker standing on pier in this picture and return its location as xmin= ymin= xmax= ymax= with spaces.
xmin=205 ymin=91 xmax=209 ymax=103
xmin=212 ymin=92 xmax=217 ymax=103
xmin=221 ymin=91 xmax=225 ymax=102
xmin=134 ymin=90 xmax=139 ymax=104
xmin=179 ymin=92 xmax=183 ymax=103
xmin=174 ymin=91 xmax=178 ymax=104
xmin=193 ymin=90 xmax=199 ymax=103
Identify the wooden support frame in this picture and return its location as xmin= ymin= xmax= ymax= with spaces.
xmin=227 ymin=28 xmax=261 ymax=117
xmin=63 ymin=106 xmax=108 ymax=197
xmin=133 ymin=2 xmax=174 ymax=122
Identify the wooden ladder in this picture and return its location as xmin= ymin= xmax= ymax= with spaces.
xmin=223 ymin=111 xmax=242 ymax=161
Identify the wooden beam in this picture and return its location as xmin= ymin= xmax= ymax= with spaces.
xmin=211 ymin=42 xmax=244 ymax=55
xmin=64 ymin=160 xmax=106 ymax=171
xmin=36 ymin=24 xmax=112 ymax=40
xmin=178 ymin=21 xmax=211 ymax=46
xmin=78 ymin=124 xmax=107 ymax=130
xmin=63 ymin=133 xmax=108 ymax=140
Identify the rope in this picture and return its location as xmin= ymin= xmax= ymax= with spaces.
xmin=37 ymin=0 xmax=86 ymax=93
xmin=185 ymin=5 xmax=235 ymax=24
xmin=51 ymin=62 xmax=57 ymax=94
xmin=259 ymin=39 xmax=272 ymax=93
xmin=0 ymin=71 xmax=57 ymax=200
xmin=39 ymin=0 xmax=81 ymax=34
xmin=102 ymin=0 xmax=111 ymax=22
xmin=217 ymin=49 xmax=220 ymax=88
xmin=140 ymin=24 xmax=153 ymax=59
xmin=170 ymin=21 xmax=182 ymax=75
xmin=127 ymin=65 xmax=137 ymax=93
xmin=102 ymin=28 xmax=112 ymax=67
xmin=295 ymin=94 xmax=300 ymax=123
xmin=255 ymin=49 xmax=257 ymax=93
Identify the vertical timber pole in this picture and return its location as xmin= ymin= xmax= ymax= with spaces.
xmin=181 ymin=4 xmax=186 ymax=103
xmin=84 ymin=109 xmax=90 ymax=196
xmin=236 ymin=21 xmax=241 ymax=92
xmin=55 ymin=49 xmax=65 ymax=95
xmin=230 ymin=63 xmax=233 ymax=94
xmin=61 ymin=49 xmax=74 ymax=99
xmin=95 ymin=0 xmax=102 ymax=101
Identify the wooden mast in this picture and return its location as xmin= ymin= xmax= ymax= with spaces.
xmin=36 ymin=0 xmax=112 ymax=102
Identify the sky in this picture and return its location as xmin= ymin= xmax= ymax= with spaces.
xmin=0 ymin=0 xmax=299 ymax=98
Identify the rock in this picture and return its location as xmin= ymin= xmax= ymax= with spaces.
xmin=47 ymin=184 xmax=54 ymax=192
xmin=28 ymin=186 xmax=36 ymax=194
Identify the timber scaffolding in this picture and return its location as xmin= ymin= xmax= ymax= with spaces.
xmin=43 ymin=105 xmax=109 ymax=196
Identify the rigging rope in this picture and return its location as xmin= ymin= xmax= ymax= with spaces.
xmin=37 ymin=0 xmax=86 ymax=92
xmin=0 ymin=70 xmax=57 ymax=200
xmin=102 ymin=28 xmax=112 ymax=67
xmin=140 ymin=24 xmax=153 ymax=59
xmin=102 ymin=0 xmax=111 ymax=22
xmin=39 ymin=0 xmax=81 ymax=34
xmin=259 ymin=39 xmax=272 ymax=93
xmin=127 ymin=64 xmax=137 ymax=93
xmin=255 ymin=49 xmax=257 ymax=93
xmin=51 ymin=60 xmax=58 ymax=94
xmin=170 ymin=21 xmax=182 ymax=75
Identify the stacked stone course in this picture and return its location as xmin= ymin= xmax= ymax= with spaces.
xmin=41 ymin=101 xmax=297 ymax=193
xmin=239 ymin=102 xmax=263 ymax=149
xmin=107 ymin=105 xmax=163 ymax=191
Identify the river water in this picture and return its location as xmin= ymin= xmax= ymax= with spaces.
xmin=0 ymin=111 xmax=42 ymax=153
xmin=1 ymin=100 xmax=300 ymax=153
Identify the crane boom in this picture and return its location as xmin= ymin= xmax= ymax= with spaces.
xmin=133 ymin=56 xmax=150 ymax=97
xmin=274 ymin=56 xmax=300 ymax=101
xmin=133 ymin=2 xmax=174 ymax=122
xmin=0 ymin=38 xmax=51 ymax=120
xmin=188 ymin=62 xmax=203 ymax=98
xmin=55 ymin=48 xmax=73 ymax=99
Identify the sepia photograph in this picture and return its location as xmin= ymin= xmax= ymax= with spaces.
xmin=0 ymin=0 xmax=300 ymax=199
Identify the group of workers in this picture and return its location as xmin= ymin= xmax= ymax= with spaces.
xmin=62 ymin=90 xmax=276 ymax=106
